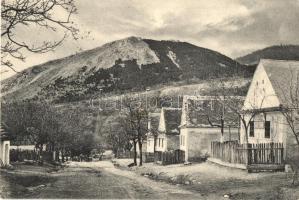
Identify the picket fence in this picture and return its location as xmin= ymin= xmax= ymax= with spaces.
xmin=211 ymin=141 xmax=284 ymax=165
xmin=154 ymin=149 xmax=185 ymax=165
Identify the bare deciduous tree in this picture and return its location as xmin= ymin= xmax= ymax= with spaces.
xmin=149 ymin=118 xmax=159 ymax=153
xmin=277 ymin=69 xmax=299 ymax=185
xmin=120 ymin=96 xmax=148 ymax=166
xmin=106 ymin=116 xmax=131 ymax=158
xmin=1 ymin=0 xmax=78 ymax=71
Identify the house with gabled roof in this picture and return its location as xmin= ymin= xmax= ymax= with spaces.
xmin=240 ymin=59 xmax=299 ymax=161
xmin=180 ymin=95 xmax=240 ymax=162
xmin=155 ymin=107 xmax=182 ymax=152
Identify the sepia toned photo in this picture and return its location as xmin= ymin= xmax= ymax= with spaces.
xmin=1 ymin=0 xmax=299 ymax=199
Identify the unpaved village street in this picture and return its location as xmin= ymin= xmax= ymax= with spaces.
xmin=0 ymin=161 xmax=203 ymax=199
xmin=1 ymin=161 xmax=299 ymax=199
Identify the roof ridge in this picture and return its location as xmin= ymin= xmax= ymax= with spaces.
xmin=261 ymin=59 xmax=299 ymax=63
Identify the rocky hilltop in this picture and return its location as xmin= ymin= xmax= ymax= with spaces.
xmin=2 ymin=36 xmax=252 ymax=102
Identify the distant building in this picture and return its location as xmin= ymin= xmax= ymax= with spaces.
xmin=155 ymin=108 xmax=182 ymax=152
xmin=240 ymin=59 xmax=299 ymax=159
xmin=0 ymin=124 xmax=10 ymax=166
xmin=180 ymin=96 xmax=239 ymax=162
xmin=145 ymin=112 xmax=160 ymax=153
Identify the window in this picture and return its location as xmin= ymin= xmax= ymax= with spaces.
xmin=158 ymin=138 xmax=161 ymax=147
xmin=162 ymin=139 xmax=164 ymax=148
xmin=265 ymin=121 xmax=271 ymax=138
xmin=249 ymin=121 xmax=254 ymax=137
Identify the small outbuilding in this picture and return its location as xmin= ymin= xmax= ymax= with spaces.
xmin=155 ymin=107 xmax=182 ymax=152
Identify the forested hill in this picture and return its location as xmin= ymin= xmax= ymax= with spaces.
xmin=237 ymin=45 xmax=299 ymax=65
xmin=1 ymin=36 xmax=252 ymax=103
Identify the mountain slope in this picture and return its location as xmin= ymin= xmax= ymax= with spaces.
xmin=1 ymin=36 xmax=252 ymax=102
xmin=237 ymin=45 xmax=299 ymax=65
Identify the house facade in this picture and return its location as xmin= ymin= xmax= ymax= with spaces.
xmin=240 ymin=59 xmax=299 ymax=160
xmin=155 ymin=107 xmax=182 ymax=152
xmin=0 ymin=124 xmax=10 ymax=166
xmin=145 ymin=112 xmax=160 ymax=153
xmin=180 ymin=95 xmax=239 ymax=162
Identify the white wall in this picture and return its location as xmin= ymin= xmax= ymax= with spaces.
xmin=158 ymin=109 xmax=166 ymax=132
xmin=155 ymin=134 xmax=167 ymax=152
xmin=180 ymin=128 xmax=188 ymax=152
xmin=0 ymin=140 xmax=10 ymax=166
xmin=180 ymin=127 xmax=238 ymax=162
xmin=146 ymin=137 xmax=155 ymax=153
xmin=243 ymin=63 xmax=280 ymax=110
xmin=240 ymin=112 xmax=286 ymax=144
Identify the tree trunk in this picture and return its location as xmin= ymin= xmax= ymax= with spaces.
xmin=39 ymin=144 xmax=44 ymax=165
xmin=51 ymin=142 xmax=55 ymax=162
xmin=154 ymin=135 xmax=157 ymax=152
xmin=62 ymin=148 xmax=65 ymax=163
xmin=133 ymin=141 xmax=137 ymax=166
xmin=138 ymin=140 xmax=143 ymax=166
xmin=244 ymin=126 xmax=249 ymax=144
xmin=220 ymin=117 xmax=224 ymax=143
xmin=56 ymin=150 xmax=60 ymax=162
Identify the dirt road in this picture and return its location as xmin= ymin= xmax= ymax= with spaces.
xmin=1 ymin=161 xmax=203 ymax=199
xmin=67 ymin=161 xmax=203 ymax=199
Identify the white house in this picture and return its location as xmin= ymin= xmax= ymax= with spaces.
xmin=0 ymin=124 xmax=10 ymax=166
xmin=180 ymin=95 xmax=239 ymax=162
xmin=155 ymin=108 xmax=182 ymax=152
xmin=145 ymin=112 xmax=160 ymax=153
xmin=240 ymin=59 xmax=299 ymax=161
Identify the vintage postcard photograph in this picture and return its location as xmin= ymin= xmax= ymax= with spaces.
xmin=1 ymin=0 xmax=299 ymax=199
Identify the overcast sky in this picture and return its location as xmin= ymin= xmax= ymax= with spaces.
xmin=2 ymin=0 xmax=299 ymax=79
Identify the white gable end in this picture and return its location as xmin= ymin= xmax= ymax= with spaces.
xmin=180 ymin=97 xmax=188 ymax=126
xmin=243 ymin=63 xmax=281 ymax=110
xmin=158 ymin=108 xmax=166 ymax=132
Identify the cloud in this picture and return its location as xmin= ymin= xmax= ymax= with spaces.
xmin=197 ymin=0 xmax=299 ymax=57
xmin=2 ymin=0 xmax=299 ymax=79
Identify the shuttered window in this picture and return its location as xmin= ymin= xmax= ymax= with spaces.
xmin=265 ymin=121 xmax=270 ymax=138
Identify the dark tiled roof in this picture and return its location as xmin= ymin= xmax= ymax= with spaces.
xmin=163 ymin=108 xmax=181 ymax=135
xmin=182 ymin=96 xmax=240 ymax=128
xmin=261 ymin=59 xmax=299 ymax=108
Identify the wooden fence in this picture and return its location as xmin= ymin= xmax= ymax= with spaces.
xmin=143 ymin=152 xmax=155 ymax=163
xmin=117 ymin=152 xmax=155 ymax=163
xmin=117 ymin=151 xmax=136 ymax=159
xmin=211 ymin=141 xmax=284 ymax=165
xmin=247 ymin=143 xmax=284 ymax=165
xmin=154 ymin=149 xmax=185 ymax=165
